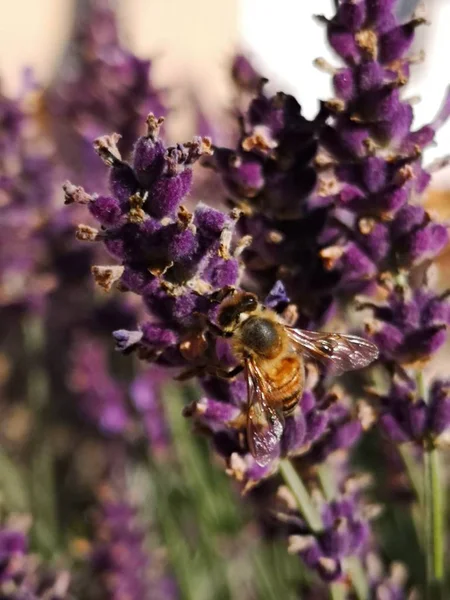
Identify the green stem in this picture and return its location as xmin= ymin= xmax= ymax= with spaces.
xmin=417 ymin=371 xmax=445 ymax=598
xmin=22 ymin=315 xmax=59 ymax=557
xmin=329 ymin=582 xmax=346 ymax=600
xmin=318 ymin=464 xmax=338 ymax=501
xmin=279 ymin=459 xmax=322 ymax=532
xmin=423 ymin=446 xmax=445 ymax=599
xmin=399 ymin=445 xmax=423 ymax=507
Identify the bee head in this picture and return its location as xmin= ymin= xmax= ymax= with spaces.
xmin=217 ymin=292 xmax=258 ymax=331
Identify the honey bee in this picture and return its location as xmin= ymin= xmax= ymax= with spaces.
xmin=214 ymin=290 xmax=379 ymax=466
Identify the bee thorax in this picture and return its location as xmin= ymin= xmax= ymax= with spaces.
xmin=240 ymin=317 xmax=281 ymax=357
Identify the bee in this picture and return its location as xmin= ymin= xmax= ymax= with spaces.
xmin=214 ymin=290 xmax=379 ymax=466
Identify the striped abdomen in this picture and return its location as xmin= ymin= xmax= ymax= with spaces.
xmin=262 ymin=354 xmax=304 ymax=416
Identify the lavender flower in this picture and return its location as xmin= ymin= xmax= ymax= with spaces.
xmin=286 ymin=475 xmax=374 ymax=582
xmin=69 ymin=337 xmax=129 ymax=435
xmin=45 ymin=0 xmax=165 ymax=190
xmin=0 ymin=88 xmax=56 ymax=310
xmin=0 ymin=518 xmax=71 ymax=598
xmin=130 ymin=368 xmax=171 ymax=455
xmin=214 ymin=3 xmax=450 ymax=331
xmin=65 ymin=113 xmax=380 ymax=595
xmin=90 ymin=484 xmax=177 ymax=600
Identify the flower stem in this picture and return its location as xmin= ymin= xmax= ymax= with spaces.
xmin=399 ymin=444 xmax=423 ymax=506
xmin=22 ymin=315 xmax=59 ymax=558
xmin=423 ymin=446 xmax=445 ymax=599
xmin=417 ymin=371 xmax=445 ymax=598
xmin=279 ymin=459 xmax=322 ymax=532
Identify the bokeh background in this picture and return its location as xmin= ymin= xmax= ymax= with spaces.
xmin=0 ymin=1 xmax=450 ymax=599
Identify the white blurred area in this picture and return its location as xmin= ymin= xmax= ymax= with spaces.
xmin=239 ymin=0 xmax=450 ymax=189
xmin=0 ymin=0 xmax=75 ymax=92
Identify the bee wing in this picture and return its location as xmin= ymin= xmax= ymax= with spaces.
xmin=245 ymin=357 xmax=284 ymax=467
xmin=286 ymin=328 xmax=378 ymax=376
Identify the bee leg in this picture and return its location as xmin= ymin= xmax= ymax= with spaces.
xmin=206 ymin=320 xmax=233 ymax=338
xmin=175 ymin=365 xmax=208 ymax=381
xmin=192 ymin=312 xmax=233 ymax=338
xmin=210 ymin=365 xmax=244 ymax=379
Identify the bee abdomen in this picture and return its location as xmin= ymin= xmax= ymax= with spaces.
xmin=282 ymin=388 xmax=302 ymax=416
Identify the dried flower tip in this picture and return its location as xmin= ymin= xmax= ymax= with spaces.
xmin=344 ymin=473 xmax=373 ymax=495
xmin=266 ymin=230 xmax=284 ymax=244
xmin=146 ymin=113 xmax=165 ymax=139
xmin=282 ymin=304 xmax=299 ymax=327
xmin=276 ymin=485 xmax=298 ymax=510
xmin=315 ymin=150 xmax=336 ymax=169
xmin=62 ymin=181 xmax=92 ymax=205
xmin=358 ymin=218 xmax=376 ymax=235
xmin=76 ymin=224 xmax=101 ymax=241
xmin=226 ymin=453 xmax=247 ymax=483
xmin=355 ymin=29 xmax=378 ymax=59
xmin=177 ymin=205 xmax=194 ymax=229
xmin=357 ymin=400 xmax=377 ymax=430
xmin=128 ymin=192 xmax=147 ymax=223
xmin=186 ymin=277 xmax=212 ymax=295
xmin=94 ymin=133 xmax=122 ymax=166
xmin=363 ymin=138 xmax=379 ymax=155
xmin=288 ymin=535 xmax=316 ymax=554
xmin=320 ymin=246 xmax=344 ymax=270
xmin=229 ymin=207 xmax=244 ymax=221
xmin=242 ymin=126 xmax=277 ymax=153
xmin=325 ymin=98 xmax=346 ymax=113
xmin=91 ymin=265 xmax=124 ymax=292
xmin=363 ymin=503 xmax=384 ymax=520
xmin=185 ymin=136 xmax=213 ymax=162
xmin=390 ymin=562 xmax=408 ymax=586
xmin=219 ymin=225 xmax=234 ymax=259
xmin=149 ymin=261 xmax=174 ymax=278
xmin=313 ymin=57 xmax=337 ymax=74
xmin=395 ymin=164 xmax=415 ymax=186
xmin=234 ymin=235 xmax=252 ymax=258
xmin=318 ymin=557 xmax=340 ymax=575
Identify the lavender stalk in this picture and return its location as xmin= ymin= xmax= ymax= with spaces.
xmin=23 ymin=313 xmax=59 ymax=559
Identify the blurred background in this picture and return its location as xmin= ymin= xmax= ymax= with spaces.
xmin=0 ymin=1 xmax=449 ymax=598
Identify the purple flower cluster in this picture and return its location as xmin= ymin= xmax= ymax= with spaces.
xmin=69 ymin=337 xmax=129 ymax=435
xmin=45 ymin=0 xmax=165 ymax=190
xmin=0 ymin=520 xmax=70 ymax=598
xmin=214 ymin=1 xmax=450 ymax=330
xmin=0 ymin=89 xmax=56 ymax=311
xmin=91 ymin=485 xmax=177 ymax=600
xmin=68 ymin=337 xmax=171 ymax=454
xmin=371 ymin=377 xmax=450 ymax=448
xmin=66 ymin=112 xmax=380 ymax=587
xmin=362 ymin=286 xmax=450 ymax=365
xmin=68 ymin=117 xmax=369 ymax=479
xmin=64 ymin=116 xmax=242 ymax=343
xmin=287 ymin=476 xmax=373 ymax=582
